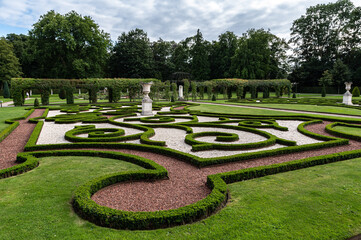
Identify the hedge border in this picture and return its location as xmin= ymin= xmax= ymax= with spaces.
xmin=0 ymin=108 xmax=35 ymax=143
xmin=325 ymin=122 xmax=361 ymax=141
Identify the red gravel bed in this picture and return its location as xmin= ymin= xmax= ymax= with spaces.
xmin=173 ymin=106 xmax=185 ymax=110
xmin=92 ymin=121 xmax=361 ymax=212
xmin=0 ymin=109 xmax=45 ymax=170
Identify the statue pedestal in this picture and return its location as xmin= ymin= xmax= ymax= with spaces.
xmin=343 ymin=91 xmax=353 ymax=105
xmin=141 ymin=82 xmax=154 ymax=116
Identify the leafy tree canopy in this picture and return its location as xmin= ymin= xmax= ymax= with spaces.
xmin=29 ymin=10 xmax=111 ymax=78
xmin=110 ymin=28 xmax=154 ymax=78
xmin=0 ymin=38 xmax=22 ymax=86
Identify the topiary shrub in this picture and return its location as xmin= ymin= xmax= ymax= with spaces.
xmin=171 ymin=95 xmax=175 ymax=102
xmin=59 ymin=89 xmax=66 ymax=99
xmin=34 ymin=98 xmax=39 ymax=107
xmin=3 ymin=81 xmax=10 ymax=98
xmin=292 ymin=92 xmax=296 ymax=98
xmin=352 ymin=86 xmax=360 ymax=97
xmin=212 ymin=94 xmax=216 ymax=101
xmin=321 ymin=85 xmax=326 ymax=97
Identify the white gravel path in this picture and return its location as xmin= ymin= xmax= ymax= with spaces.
xmin=37 ymin=122 xmax=143 ymax=145
xmin=38 ymin=110 xmax=323 ymax=158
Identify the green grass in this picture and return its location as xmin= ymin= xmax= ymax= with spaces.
xmin=233 ymin=103 xmax=361 ymax=116
xmin=190 ymin=103 xmax=296 ymax=116
xmin=334 ymin=126 xmax=361 ymax=136
xmin=0 ymin=96 xmax=13 ymax=103
xmin=1 ymin=155 xmax=361 ymax=239
xmin=189 ymin=103 xmax=361 ymax=122
xmin=0 ymin=106 xmax=28 ymax=132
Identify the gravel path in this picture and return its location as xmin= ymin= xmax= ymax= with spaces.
xmin=0 ymin=109 xmax=44 ymax=169
xmin=92 ymin=121 xmax=361 ymax=212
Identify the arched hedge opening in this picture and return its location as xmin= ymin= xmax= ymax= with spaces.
xmin=11 ymin=78 xmax=158 ymax=106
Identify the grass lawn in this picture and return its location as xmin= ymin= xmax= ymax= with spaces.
xmin=189 ymin=103 xmax=361 ymax=122
xmin=334 ymin=126 xmax=361 ymax=137
xmin=230 ymin=103 xmax=361 ymax=117
xmin=1 ymin=155 xmax=361 ymax=239
xmin=0 ymin=96 xmax=13 ymax=103
xmin=0 ymin=106 xmax=29 ymax=132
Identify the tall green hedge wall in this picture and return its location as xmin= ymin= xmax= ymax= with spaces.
xmin=11 ymin=78 xmax=291 ymax=106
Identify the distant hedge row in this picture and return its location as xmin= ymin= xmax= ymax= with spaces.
xmin=11 ymin=78 xmax=291 ymax=106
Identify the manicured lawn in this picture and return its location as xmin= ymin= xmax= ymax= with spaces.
xmin=190 ymin=103 xmax=296 ymax=116
xmin=1 ymin=155 xmax=361 ymax=239
xmin=334 ymin=126 xmax=361 ymax=137
xmin=233 ymin=103 xmax=361 ymax=116
xmin=0 ymin=107 xmax=28 ymax=132
xmin=0 ymin=96 xmax=13 ymax=103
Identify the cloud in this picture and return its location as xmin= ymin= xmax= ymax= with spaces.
xmin=0 ymin=0 xmax=361 ymax=42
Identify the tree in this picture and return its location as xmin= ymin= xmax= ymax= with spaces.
xmin=289 ymin=0 xmax=361 ymax=86
xmin=189 ymin=29 xmax=210 ymax=80
xmin=319 ymin=70 xmax=333 ymax=97
xmin=318 ymin=70 xmax=333 ymax=87
xmin=6 ymin=34 xmax=35 ymax=78
xmin=231 ymin=29 xmax=288 ymax=79
xmin=171 ymin=39 xmax=191 ymax=74
xmin=151 ymin=39 xmax=176 ymax=80
xmin=3 ymin=81 xmax=10 ymax=98
xmin=110 ymin=28 xmax=154 ymax=78
xmin=209 ymin=31 xmax=238 ymax=79
xmin=0 ymin=38 xmax=22 ymax=88
xmin=29 ymin=10 xmax=111 ymax=78
xmin=332 ymin=59 xmax=351 ymax=93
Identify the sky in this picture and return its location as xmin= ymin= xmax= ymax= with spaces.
xmin=0 ymin=0 xmax=361 ymax=42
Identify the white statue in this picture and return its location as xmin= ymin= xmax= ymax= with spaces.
xmin=141 ymin=82 xmax=153 ymax=116
xmin=342 ymin=82 xmax=353 ymax=105
xmin=178 ymin=85 xmax=184 ymax=100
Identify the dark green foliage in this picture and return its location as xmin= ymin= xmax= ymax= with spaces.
xmin=199 ymin=85 xmax=205 ymax=100
xmin=59 ymin=89 xmax=66 ymax=99
xmin=289 ymin=0 xmax=360 ymax=88
xmin=0 ymin=38 xmax=22 ymax=86
xmin=321 ymin=85 xmax=326 ymax=97
xmin=110 ymin=28 xmax=154 ymax=78
xmin=293 ymin=92 xmax=297 ymax=98
xmin=209 ymin=31 xmax=237 ymax=79
xmin=151 ymin=38 xmax=176 ymax=80
xmin=171 ymin=95 xmax=175 ymax=102
xmin=190 ymin=29 xmax=210 ymax=80
xmin=41 ymin=89 xmax=50 ymax=105
xmin=332 ymin=60 xmax=351 ymax=93
xmin=3 ymin=81 xmax=10 ymax=98
xmin=231 ymin=29 xmax=288 ymax=79
xmin=29 ymin=10 xmax=110 ymax=78
xmin=34 ymin=98 xmax=39 ymax=107
xmin=212 ymin=94 xmax=216 ymax=101
xmin=171 ymin=83 xmax=177 ymax=101
xmin=66 ymin=89 xmax=74 ymax=104
xmin=352 ymin=86 xmax=360 ymax=97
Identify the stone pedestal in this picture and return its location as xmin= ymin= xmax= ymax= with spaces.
xmin=141 ymin=82 xmax=153 ymax=116
xmin=342 ymin=82 xmax=353 ymax=105
xmin=178 ymin=85 xmax=184 ymax=101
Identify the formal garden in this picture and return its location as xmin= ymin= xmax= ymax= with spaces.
xmin=0 ymin=78 xmax=361 ymax=239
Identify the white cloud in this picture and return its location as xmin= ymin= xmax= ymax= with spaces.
xmin=0 ymin=0 xmax=361 ymax=41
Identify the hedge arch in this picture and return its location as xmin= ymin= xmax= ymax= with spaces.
xmin=11 ymin=78 xmax=158 ymax=106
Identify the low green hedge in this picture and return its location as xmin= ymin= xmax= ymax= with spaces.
xmin=325 ymin=122 xmax=361 ymax=141
xmin=0 ymin=108 xmax=35 ymax=143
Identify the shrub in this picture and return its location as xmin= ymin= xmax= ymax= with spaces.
xmin=171 ymin=95 xmax=175 ymax=102
xmin=34 ymin=98 xmax=39 ymax=107
xmin=212 ymin=94 xmax=216 ymax=101
xmin=3 ymin=81 xmax=10 ymax=98
xmin=352 ymin=86 xmax=360 ymax=97
xmin=292 ymin=92 xmax=296 ymax=98
xmin=59 ymin=89 xmax=66 ymax=99
xmin=321 ymin=85 xmax=326 ymax=97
